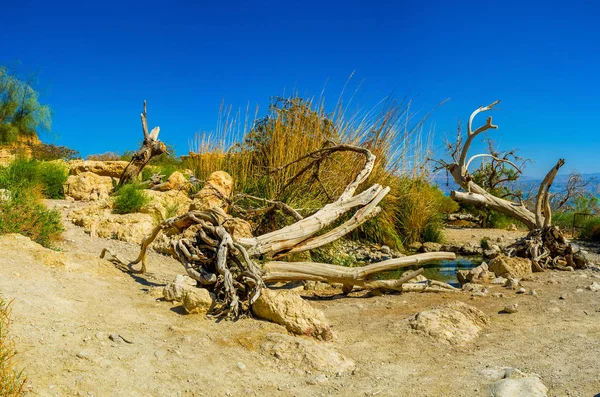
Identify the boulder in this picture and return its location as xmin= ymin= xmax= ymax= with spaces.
xmin=163 ymin=275 xmax=197 ymax=302
xmin=181 ymin=288 xmax=215 ymax=314
xmin=70 ymin=205 xmax=155 ymax=244
xmin=68 ymin=160 xmax=129 ymax=178
xmin=64 ymin=172 xmax=114 ymax=201
xmin=252 ymin=289 xmax=333 ymax=341
xmin=419 ymin=242 xmax=442 ymax=253
xmin=260 ymin=333 xmax=354 ymax=374
xmin=190 ymin=171 xmax=234 ymax=211
xmin=224 ymin=217 xmax=254 ymax=239
xmin=489 ymin=255 xmax=532 ymax=279
xmin=457 ymin=262 xmax=496 ymax=285
xmin=488 ymin=377 xmax=547 ymax=396
xmin=142 ymin=189 xmax=191 ymax=220
xmin=408 ymin=301 xmax=490 ymax=345
xmin=487 ymin=367 xmax=548 ymax=396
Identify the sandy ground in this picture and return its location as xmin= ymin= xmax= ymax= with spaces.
xmin=1 ymin=200 xmax=600 ymax=397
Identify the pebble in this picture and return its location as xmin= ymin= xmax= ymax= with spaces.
xmin=76 ymin=351 xmax=91 ymax=360
xmin=529 ymin=290 xmax=537 ymax=296
xmin=492 ymin=293 xmax=505 ymax=298
xmin=559 ymin=294 xmax=567 ymax=300
xmin=517 ymin=287 xmax=526 ymax=294
xmin=306 ymin=374 xmax=328 ymax=385
xmin=500 ymin=304 xmax=519 ymax=314
xmin=154 ymin=350 xmax=166 ymax=358
xmin=237 ymin=362 xmax=246 ymax=370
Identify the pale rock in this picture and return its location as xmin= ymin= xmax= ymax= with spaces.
xmin=489 ymin=255 xmax=532 ymax=279
xmin=181 ymin=288 xmax=215 ymax=314
xmin=488 ymin=377 xmax=548 ymax=396
xmin=142 ymin=189 xmax=191 ymax=220
xmin=68 ymin=160 xmax=129 ymax=178
xmin=457 ymin=262 xmax=496 ymax=285
xmin=419 ymin=242 xmax=442 ymax=253
xmin=491 ymin=276 xmax=508 ymax=285
xmin=500 ymin=304 xmax=519 ymax=314
xmin=70 ymin=206 xmax=155 ymax=244
xmin=587 ymin=282 xmax=600 ymax=292
xmin=260 ymin=333 xmax=354 ymax=374
xmin=408 ymin=301 xmax=490 ymax=345
xmin=190 ymin=171 xmax=234 ymax=211
xmin=252 ymin=289 xmax=333 ymax=341
xmin=64 ymin=172 xmax=114 ymax=201
xmin=163 ymin=275 xmax=197 ymax=302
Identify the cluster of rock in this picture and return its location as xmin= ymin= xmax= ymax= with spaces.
xmin=409 ymin=239 xmax=508 ymax=259
xmin=163 ymin=274 xmax=334 ymax=341
xmin=335 ymin=240 xmax=404 ymax=263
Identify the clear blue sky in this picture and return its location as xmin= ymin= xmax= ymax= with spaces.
xmin=1 ymin=0 xmax=598 ymax=177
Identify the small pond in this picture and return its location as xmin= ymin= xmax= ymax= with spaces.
xmin=378 ymin=257 xmax=482 ymax=286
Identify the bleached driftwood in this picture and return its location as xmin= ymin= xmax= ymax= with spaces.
xmin=108 ymin=144 xmax=457 ymax=318
xmin=439 ymin=101 xmax=587 ymax=270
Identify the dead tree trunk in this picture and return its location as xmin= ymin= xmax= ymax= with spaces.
xmin=440 ymin=101 xmax=587 ymax=270
xmin=107 ymin=144 xmax=457 ymax=318
xmin=117 ymin=100 xmax=166 ymax=187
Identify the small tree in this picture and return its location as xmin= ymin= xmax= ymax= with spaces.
xmin=0 ymin=66 xmax=51 ymax=144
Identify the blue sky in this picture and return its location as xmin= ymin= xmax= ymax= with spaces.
xmin=1 ymin=0 xmax=598 ymax=177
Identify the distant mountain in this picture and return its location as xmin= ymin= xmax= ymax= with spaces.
xmin=432 ymin=173 xmax=600 ymax=197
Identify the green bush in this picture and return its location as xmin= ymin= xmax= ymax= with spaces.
xmin=37 ymin=161 xmax=69 ymax=199
xmin=113 ymin=184 xmax=150 ymax=214
xmin=0 ymin=158 xmax=68 ymax=199
xmin=579 ymin=217 xmax=600 ymax=241
xmin=0 ymin=185 xmax=63 ymax=248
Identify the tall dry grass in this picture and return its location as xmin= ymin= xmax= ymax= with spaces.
xmin=0 ymin=297 xmax=25 ymax=397
xmin=184 ymin=93 xmax=441 ymax=248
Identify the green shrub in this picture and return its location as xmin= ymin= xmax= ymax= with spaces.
xmin=37 ymin=161 xmax=69 ymax=199
xmin=0 ymin=158 xmax=68 ymax=199
xmin=0 ymin=184 xmax=63 ymax=248
xmin=579 ymin=217 xmax=600 ymax=241
xmin=422 ymin=222 xmax=444 ymax=243
xmin=113 ymin=184 xmax=150 ymax=214
xmin=480 ymin=238 xmax=491 ymax=250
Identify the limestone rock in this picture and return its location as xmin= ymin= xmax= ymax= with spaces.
xmin=457 ymin=262 xmax=496 ymax=285
xmin=408 ymin=301 xmax=490 ymax=345
xmin=488 ymin=377 xmax=547 ymax=397
xmin=181 ymin=288 xmax=214 ymax=314
xmin=489 ymin=255 xmax=532 ymax=279
xmin=64 ymin=172 xmax=114 ymax=201
xmin=224 ymin=217 xmax=254 ymax=239
xmin=68 ymin=160 xmax=129 ymax=178
xmin=190 ymin=171 xmax=234 ymax=211
xmin=260 ymin=333 xmax=354 ymax=374
xmin=163 ymin=275 xmax=197 ymax=302
xmin=70 ymin=205 xmax=155 ymax=244
xmin=142 ymin=189 xmax=191 ymax=220
xmin=419 ymin=242 xmax=442 ymax=253
xmin=252 ymin=289 xmax=333 ymax=341
xmin=587 ymin=281 xmax=600 ymax=291
xmin=166 ymin=171 xmax=188 ymax=190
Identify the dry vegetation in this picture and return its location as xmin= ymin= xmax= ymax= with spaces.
xmin=0 ymin=298 xmax=25 ymax=397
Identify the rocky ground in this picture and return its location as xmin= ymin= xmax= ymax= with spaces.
xmin=1 ymin=200 xmax=600 ymax=397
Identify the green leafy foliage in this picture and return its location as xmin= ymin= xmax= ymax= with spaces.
xmin=113 ymin=184 xmax=150 ymax=214
xmin=0 ymin=158 xmax=68 ymax=199
xmin=0 ymin=184 xmax=63 ymax=248
xmin=0 ymin=66 xmax=51 ymax=143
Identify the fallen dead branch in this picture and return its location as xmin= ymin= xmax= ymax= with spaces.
xmin=106 ymin=144 xmax=458 ymax=318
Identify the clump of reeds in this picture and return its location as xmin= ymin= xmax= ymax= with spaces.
xmin=0 ymin=297 xmax=26 ymax=397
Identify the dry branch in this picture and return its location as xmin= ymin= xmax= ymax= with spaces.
xmin=111 ymin=143 xmax=458 ymax=318
xmin=117 ymin=101 xmax=167 ymax=187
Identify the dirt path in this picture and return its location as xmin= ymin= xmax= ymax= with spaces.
xmin=1 ymin=201 xmax=600 ymax=396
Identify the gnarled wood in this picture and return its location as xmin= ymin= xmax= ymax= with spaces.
xmin=117 ymin=100 xmax=166 ymax=187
